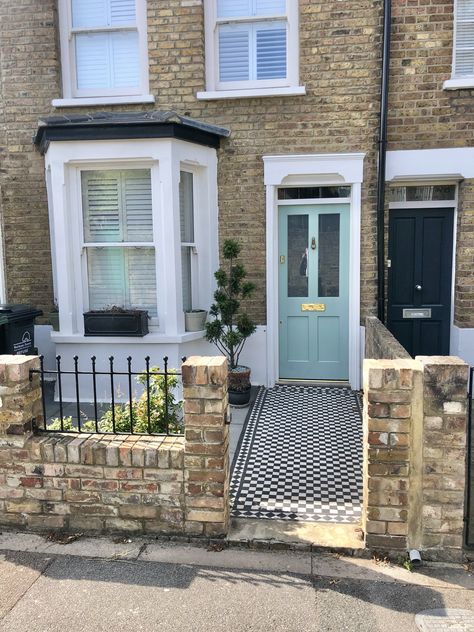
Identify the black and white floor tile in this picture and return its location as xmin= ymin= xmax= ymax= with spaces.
xmin=230 ymin=385 xmax=363 ymax=523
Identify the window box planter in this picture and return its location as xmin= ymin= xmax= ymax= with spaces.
xmin=84 ymin=309 xmax=149 ymax=337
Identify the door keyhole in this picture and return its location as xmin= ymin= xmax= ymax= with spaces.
xmin=311 ymin=237 xmax=316 ymax=250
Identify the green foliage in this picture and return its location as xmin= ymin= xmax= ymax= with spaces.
xmin=47 ymin=367 xmax=182 ymax=434
xmin=205 ymin=239 xmax=256 ymax=369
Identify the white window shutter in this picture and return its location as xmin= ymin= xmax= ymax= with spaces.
xmin=72 ymin=0 xmax=108 ymax=28
xmin=256 ymin=24 xmax=287 ymax=79
xmin=219 ymin=25 xmax=250 ymax=82
xmin=83 ymin=169 xmax=157 ymax=316
xmin=123 ymin=171 xmax=153 ymax=242
xmin=87 ymin=248 xmax=126 ymax=310
xmin=110 ymin=31 xmax=140 ymax=88
xmin=75 ymin=33 xmax=111 ymax=90
xmin=83 ymin=171 xmax=122 ymax=242
xmin=179 ymin=172 xmax=194 ymax=243
xmin=255 ymin=0 xmax=286 ymax=16
xmin=110 ymin=0 xmax=137 ymax=25
xmin=127 ymin=248 xmax=157 ymax=316
xmin=217 ymin=0 xmax=251 ymax=18
xmin=455 ymin=0 xmax=474 ymax=76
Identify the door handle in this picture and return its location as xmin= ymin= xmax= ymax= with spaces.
xmin=415 ymin=285 xmax=422 ymax=291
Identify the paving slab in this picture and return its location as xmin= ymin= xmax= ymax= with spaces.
xmin=0 ymin=555 xmax=316 ymax=632
xmin=43 ymin=536 xmax=144 ymax=560
xmin=229 ymin=517 xmax=364 ymax=549
xmin=312 ymin=554 xmax=474 ymax=590
xmin=0 ymin=532 xmax=52 ymax=554
xmin=0 ymin=551 xmax=51 ymax=620
xmin=139 ymin=542 xmax=312 ymax=575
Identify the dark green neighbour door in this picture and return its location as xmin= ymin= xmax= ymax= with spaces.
xmin=387 ymin=207 xmax=454 ymax=357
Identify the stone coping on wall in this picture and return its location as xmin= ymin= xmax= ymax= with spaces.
xmin=365 ymin=316 xmax=411 ymax=360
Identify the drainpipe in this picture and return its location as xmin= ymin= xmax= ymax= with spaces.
xmin=376 ymin=0 xmax=391 ymax=323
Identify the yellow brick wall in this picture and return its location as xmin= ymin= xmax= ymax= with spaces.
xmin=0 ymin=0 xmax=382 ymax=325
xmin=2 ymin=1 xmax=472 ymax=327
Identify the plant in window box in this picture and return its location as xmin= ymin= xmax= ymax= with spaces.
xmin=205 ymin=239 xmax=256 ymax=406
xmin=184 ymin=308 xmax=208 ymax=332
xmin=84 ymin=306 xmax=149 ymax=337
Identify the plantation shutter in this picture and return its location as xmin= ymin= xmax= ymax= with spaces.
xmin=82 ymin=171 xmax=122 ymax=242
xmin=217 ymin=0 xmax=285 ymax=18
xmin=123 ymin=171 xmax=153 ymax=242
xmin=256 ymin=23 xmax=287 ymax=79
xmin=82 ymin=169 xmax=157 ymax=316
xmin=455 ymin=0 xmax=474 ymax=77
xmin=217 ymin=1 xmax=287 ymax=83
xmin=219 ymin=26 xmax=250 ymax=82
xmin=72 ymin=0 xmax=139 ymax=91
xmin=180 ymin=172 xmax=194 ymax=312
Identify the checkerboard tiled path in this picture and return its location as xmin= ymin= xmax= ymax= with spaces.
xmin=230 ymin=384 xmax=363 ymax=523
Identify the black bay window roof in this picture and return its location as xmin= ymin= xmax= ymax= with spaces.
xmin=34 ymin=110 xmax=230 ymax=154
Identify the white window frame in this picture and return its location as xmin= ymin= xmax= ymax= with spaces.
xmin=79 ymin=166 xmax=159 ymax=323
xmin=44 ymin=139 xmax=218 ymax=342
xmin=54 ymin=0 xmax=154 ymax=107
xmin=444 ymin=0 xmax=474 ymax=90
xmin=198 ymin=0 xmax=305 ymax=100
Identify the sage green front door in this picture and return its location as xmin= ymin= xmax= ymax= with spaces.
xmin=278 ymin=204 xmax=350 ymax=380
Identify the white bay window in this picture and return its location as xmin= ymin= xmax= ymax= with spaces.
xmin=199 ymin=0 xmax=304 ymax=100
xmin=55 ymin=0 xmax=153 ymax=106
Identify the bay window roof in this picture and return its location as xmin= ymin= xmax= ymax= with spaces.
xmin=34 ymin=110 xmax=231 ymax=154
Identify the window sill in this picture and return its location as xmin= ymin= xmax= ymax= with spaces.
xmin=196 ymin=86 xmax=306 ymax=100
xmin=52 ymin=95 xmax=156 ymax=108
xmin=443 ymin=78 xmax=474 ymax=91
xmin=51 ymin=331 xmax=205 ymax=344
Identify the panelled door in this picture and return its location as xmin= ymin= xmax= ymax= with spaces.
xmin=278 ymin=204 xmax=350 ymax=380
xmin=387 ymin=208 xmax=454 ymax=357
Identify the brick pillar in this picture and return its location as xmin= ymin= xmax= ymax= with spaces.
xmin=182 ymin=356 xmax=229 ymax=537
xmin=417 ymin=356 xmax=469 ymax=560
xmin=363 ymin=358 xmax=423 ymax=551
xmin=0 ymin=355 xmax=42 ymax=444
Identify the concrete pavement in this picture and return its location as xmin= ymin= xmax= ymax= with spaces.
xmin=0 ymin=532 xmax=473 ymax=631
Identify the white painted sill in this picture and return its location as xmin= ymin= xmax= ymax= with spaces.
xmin=51 ymin=331 xmax=205 ymax=344
xmin=443 ymin=78 xmax=474 ymax=90
xmin=52 ymin=95 xmax=156 ymax=108
xmin=196 ymin=86 xmax=306 ymax=100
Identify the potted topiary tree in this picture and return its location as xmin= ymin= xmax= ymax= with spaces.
xmin=205 ymin=239 xmax=256 ymax=406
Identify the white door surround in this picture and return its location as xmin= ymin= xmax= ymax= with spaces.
xmin=263 ymin=153 xmax=365 ymax=390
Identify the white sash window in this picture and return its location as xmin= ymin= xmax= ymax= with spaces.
xmin=56 ymin=0 xmax=151 ymax=104
xmin=82 ymin=169 xmax=158 ymax=318
xmin=200 ymin=0 xmax=303 ymax=99
xmin=445 ymin=0 xmax=474 ymax=89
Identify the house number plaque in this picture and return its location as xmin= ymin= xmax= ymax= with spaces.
xmin=301 ymin=303 xmax=326 ymax=312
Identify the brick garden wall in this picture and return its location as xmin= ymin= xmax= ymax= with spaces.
xmin=0 ymin=355 xmax=229 ymax=537
xmin=363 ymin=355 xmax=469 ymax=561
xmin=365 ymin=316 xmax=411 ymax=360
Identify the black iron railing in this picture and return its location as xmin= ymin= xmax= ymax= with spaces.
xmin=29 ymin=355 xmax=185 ymax=436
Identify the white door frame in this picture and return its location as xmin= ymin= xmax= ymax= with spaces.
xmin=263 ymin=153 xmax=365 ymax=389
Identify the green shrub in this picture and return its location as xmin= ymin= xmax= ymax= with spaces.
xmin=47 ymin=366 xmax=182 ymax=434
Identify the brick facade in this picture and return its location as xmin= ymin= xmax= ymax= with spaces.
xmin=0 ymin=355 xmax=230 ymax=537
xmin=0 ymin=1 xmax=472 ymax=328
xmin=0 ymin=0 xmax=382 ymax=324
